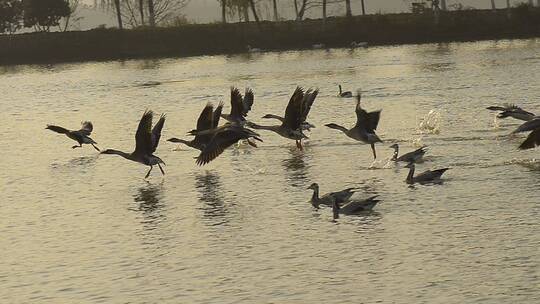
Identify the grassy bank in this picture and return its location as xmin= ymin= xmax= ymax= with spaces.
xmin=1 ymin=8 xmax=539 ymax=65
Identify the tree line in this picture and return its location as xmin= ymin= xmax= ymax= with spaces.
xmin=0 ymin=0 xmax=82 ymax=34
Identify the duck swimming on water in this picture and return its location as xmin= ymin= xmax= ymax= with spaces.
xmin=46 ymin=121 xmax=100 ymax=151
xmin=250 ymin=87 xmax=318 ymax=150
xmin=307 ymin=182 xmax=360 ymax=209
xmin=101 ymin=110 xmax=166 ymax=178
xmin=405 ymin=162 xmax=449 ymax=184
xmin=338 ymin=85 xmax=353 ymax=98
xmin=326 ymin=91 xmax=382 ymax=159
xmin=390 ymin=144 xmax=427 ymax=163
xmin=168 ymin=103 xmax=223 ymax=151
xmin=332 ymin=196 xmax=380 ymax=219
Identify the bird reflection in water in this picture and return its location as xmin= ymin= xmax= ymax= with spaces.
xmin=195 ymin=171 xmax=229 ymax=225
xmin=282 ymin=147 xmax=310 ymax=188
xmin=132 ymin=181 xmax=165 ymax=226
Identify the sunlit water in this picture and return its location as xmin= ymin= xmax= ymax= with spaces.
xmin=1 ymin=39 xmax=539 ymax=303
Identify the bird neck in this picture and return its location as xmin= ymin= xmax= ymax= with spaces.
xmin=311 ymin=187 xmax=319 ymax=202
xmin=326 ymin=123 xmax=348 ymax=134
xmin=250 ymin=123 xmax=279 ymax=132
xmin=263 ymin=114 xmax=284 ymax=122
xmin=339 ymin=85 xmax=342 ymax=94
xmin=406 ymin=165 xmax=415 ymax=183
xmin=103 ymin=149 xmax=132 ymax=160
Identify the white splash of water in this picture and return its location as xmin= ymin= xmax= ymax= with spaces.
xmin=418 ymin=110 xmax=442 ymax=134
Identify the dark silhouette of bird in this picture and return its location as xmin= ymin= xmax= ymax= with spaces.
xmin=338 ymin=85 xmax=353 ymax=98
xmin=168 ymin=102 xmax=223 ymax=150
xmin=189 ymin=123 xmax=262 ymax=166
xmin=307 ymin=182 xmax=360 ymax=208
xmin=390 ymin=144 xmax=427 ymax=163
xmin=512 ymin=117 xmax=540 ymax=150
xmin=46 ymin=121 xmax=100 ymax=151
xmin=332 ymin=196 xmax=380 ymax=219
xmin=250 ymin=87 xmax=318 ymax=150
xmin=326 ymin=91 xmax=382 ymax=159
xmin=405 ymin=162 xmax=449 ymax=184
xmin=101 ymin=110 xmax=166 ymax=178
xmin=487 ymin=104 xmax=535 ymax=121
xmin=221 ymin=87 xmax=254 ymax=125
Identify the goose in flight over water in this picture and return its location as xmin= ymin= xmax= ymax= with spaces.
xmin=405 ymin=162 xmax=449 ymax=184
xmin=168 ymin=103 xmax=223 ymax=150
xmin=332 ymin=196 xmax=380 ymax=219
xmin=307 ymin=183 xmax=360 ymax=209
xmin=390 ymin=144 xmax=427 ymax=163
xmin=46 ymin=121 xmax=100 ymax=151
xmin=250 ymin=87 xmax=318 ymax=150
xmin=338 ymin=85 xmax=353 ymax=98
xmin=487 ymin=104 xmax=535 ymax=121
xmin=326 ymin=91 xmax=382 ymax=159
xmin=189 ymin=122 xmax=263 ymax=166
xmin=101 ymin=110 xmax=166 ymax=178
xmin=221 ymin=87 xmax=254 ymax=125
xmin=512 ymin=117 xmax=540 ymax=150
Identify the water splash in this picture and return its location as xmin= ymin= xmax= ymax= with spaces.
xmin=418 ymin=110 xmax=442 ymax=134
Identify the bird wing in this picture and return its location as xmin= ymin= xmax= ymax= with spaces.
xmin=196 ymin=104 xmax=214 ymax=131
xmin=341 ymin=196 xmax=379 ymax=214
xmin=230 ymin=87 xmax=243 ymax=120
xmin=46 ymin=125 xmax=70 ymax=134
xmin=242 ymin=88 xmax=254 ymax=117
xmin=196 ymin=127 xmax=251 ymax=166
xmin=301 ymin=88 xmax=318 ymax=123
xmin=213 ymin=102 xmax=224 ymax=129
xmin=78 ymin=121 xmax=93 ymax=135
xmin=513 ymin=118 xmax=540 ymax=134
xmin=151 ymin=113 xmax=166 ymax=153
xmin=355 ymin=106 xmax=381 ymax=132
xmin=519 ymin=129 xmax=540 ymax=150
xmin=134 ymin=110 xmax=154 ymax=155
xmin=283 ymin=86 xmax=304 ymax=129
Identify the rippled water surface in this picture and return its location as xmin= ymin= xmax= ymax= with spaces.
xmin=1 ymin=39 xmax=539 ymax=303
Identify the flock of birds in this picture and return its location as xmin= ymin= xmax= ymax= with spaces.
xmin=45 ymin=86 xmax=540 ymax=220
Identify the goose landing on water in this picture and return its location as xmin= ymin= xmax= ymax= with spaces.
xmin=332 ymin=196 xmax=380 ymax=219
xmin=512 ymin=117 xmax=540 ymax=150
xmin=250 ymin=87 xmax=318 ymax=150
xmin=101 ymin=110 xmax=166 ymax=178
xmin=46 ymin=121 xmax=100 ymax=151
xmin=405 ymin=162 xmax=449 ymax=185
xmin=168 ymin=103 xmax=223 ymax=151
xmin=307 ymin=183 xmax=359 ymax=208
xmin=326 ymin=91 xmax=382 ymax=159
xmin=390 ymin=144 xmax=427 ymax=163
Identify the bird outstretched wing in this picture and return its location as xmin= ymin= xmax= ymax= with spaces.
xmin=283 ymin=87 xmax=304 ymax=130
xmin=519 ymin=129 xmax=540 ymax=150
xmin=135 ymin=110 xmax=154 ymax=155
xmin=242 ymin=88 xmax=254 ymax=117
xmin=151 ymin=113 xmax=166 ymax=153
xmin=78 ymin=121 xmax=93 ymax=135
xmin=301 ymin=88 xmax=318 ymax=123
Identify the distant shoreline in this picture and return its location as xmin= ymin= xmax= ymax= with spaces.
xmin=1 ymin=8 xmax=539 ymax=66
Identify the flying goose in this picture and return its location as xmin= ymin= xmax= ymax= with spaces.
xmin=405 ymin=162 xmax=449 ymax=184
xmin=190 ymin=123 xmax=263 ymax=166
xmin=101 ymin=110 xmax=166 ymax=178
xmin=332 ymin=196 xmax=380 ymax=219
xmin=221 ymin=87 xmax=254 ymax=125
xmin=307 ymin=182 xmax=359 ymax=208
xmin=487 ymin=104 xmax=535 ymax=121
xmin=326 ymin=91 xmax=382 ymax=159
xmin=512 ymin=117 xmax=540 ymax=149
xmin=167 ymin=103 xmax=223 ymax=150
xmin=250 ymin=87 xmax=318 ymax=150
xmin=338 ymin=85 xmax=353 ymax=98
xmin=46 ymin=121 xmax=100 ymax=151
xmin=390 ymin=144 xmax=427 ymax=163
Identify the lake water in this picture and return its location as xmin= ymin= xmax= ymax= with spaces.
xmin=1 ymin=39 xmax=539 ymax=303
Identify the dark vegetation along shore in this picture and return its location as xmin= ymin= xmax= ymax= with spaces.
xmin=1 ymin=7 xmax=539 ymax=66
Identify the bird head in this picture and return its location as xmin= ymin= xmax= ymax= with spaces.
xmin=307 ymin=183 xmax=319 ymax=191
xmin=389 ymin=143 xmax=399 ymax=149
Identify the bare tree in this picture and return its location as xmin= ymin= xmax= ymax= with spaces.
xmin=59 ymin=0 xmax=82 ymax=31
xmin=490 ymin=0 xmax=496 ymax=10
xmin=345 ymin=0 xmax=351 ymax=17
xmin=114 ymin=0 xmax=123 ymax=29
xmin=120 ymin=0 xmax=189 ymax=27
xmin=440 ymin=0 xmax=446 ymax=11
xmin=248 ymin=0 xmax=260 ymax=22
xmin=360 ymin=0 xmax=365 ymax=15
xmin=148 ymin=0 xmax=155 ymax=25
xmin=272 ymin=0 xmax=278 ymax=20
